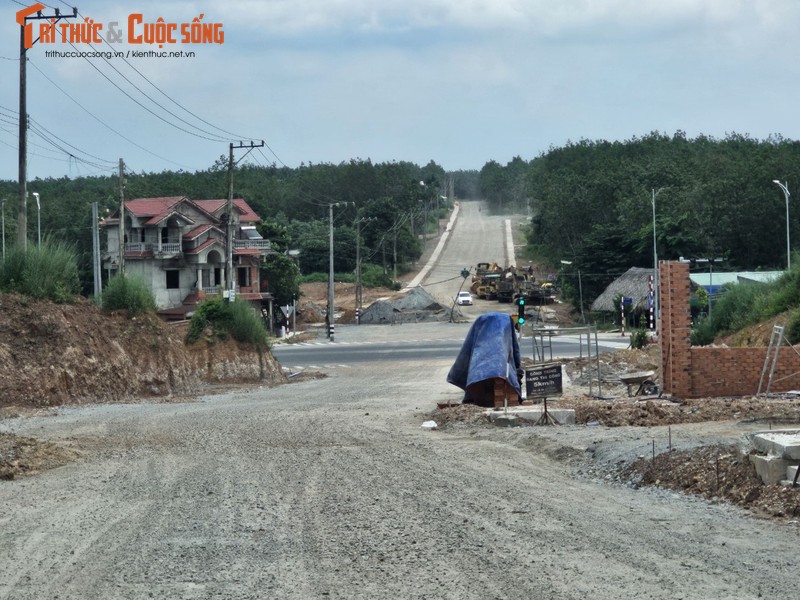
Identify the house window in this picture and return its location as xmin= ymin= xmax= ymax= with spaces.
xmin=166 ymin=270 xmax=180 ymax=289
xmin=238 ymin=267 xmax=251 ymax=287
xmin=161 ymin=228 xmax=169 ymax=244
xmin=140 ymin=228 xmax=146 ymax=243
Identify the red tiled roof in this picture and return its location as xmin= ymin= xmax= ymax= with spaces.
xmin=196 ymin=199 xmax=261 ymax=223
xmin=185 ymin=238 xmax=223 ymax=255
xmin=144 ymin=210 xmax=196 ymax=227
xmin=184 ymin=224 xmax=217 ymax=240
xmin=233 ymin=248 xmax=261 ymax=256
xmin=124 ymin=197 xmax=186 ymax=218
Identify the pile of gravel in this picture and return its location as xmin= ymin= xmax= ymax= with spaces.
xmin=359 ymin=286 xmax=463 ymax=324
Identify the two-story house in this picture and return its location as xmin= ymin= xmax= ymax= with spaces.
xmin=103 ymin=195 xmax=273 ymax=318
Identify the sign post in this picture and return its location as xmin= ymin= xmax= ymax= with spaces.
xmin=525 ymin=363 xmax=563 ymax=425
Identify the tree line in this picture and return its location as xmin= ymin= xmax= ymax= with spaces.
xmin=0 ymin=158 xmax=467 ymax=297
xmin=478 ymin=131 xmax=800 ymax=307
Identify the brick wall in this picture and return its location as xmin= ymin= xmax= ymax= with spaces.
xmin=659 ymin=261 xmax=800 ymax=398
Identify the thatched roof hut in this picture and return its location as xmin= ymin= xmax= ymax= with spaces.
xmin=590 ymin=267 xmax=654 ymax=312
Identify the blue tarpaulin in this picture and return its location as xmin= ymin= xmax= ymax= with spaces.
xmin=447 ymin=312 xmax=522 ymax=405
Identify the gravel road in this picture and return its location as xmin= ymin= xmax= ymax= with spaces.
xmin=1 ymin=353 xmax=798 ymax=600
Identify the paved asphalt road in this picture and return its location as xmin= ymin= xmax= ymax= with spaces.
xmin=272 ymin=322 xmax=628 ymax=371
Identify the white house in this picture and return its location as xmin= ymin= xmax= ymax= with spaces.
xmin=103 ymin=195 xmax=273 ymax=317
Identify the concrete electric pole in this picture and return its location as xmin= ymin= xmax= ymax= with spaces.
xmin=17 ymin=4 xmax=77 ymax=248
xmin=225 ymin=141 xmax=264 ymax=299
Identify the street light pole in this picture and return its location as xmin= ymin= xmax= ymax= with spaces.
xmin=328 ymin=203 xmax=335 ymax=341
xmin=32 ymin=192 xmax=40 ymax=247
xmin=773 ymin=180 xmax=791 ymax=270
xmin=560 ymin=260 xmax=585 ymax=324
xmin=651 ymin=188 xmax=667 ymax=333
xmin=354 ymin=215 xmax=376 ymax=315
xmin=1 ymin=198 xmax=5 ymax=260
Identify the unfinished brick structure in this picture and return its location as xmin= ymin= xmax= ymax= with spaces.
xmin=659 ymin=261 xmax=800 ymax=398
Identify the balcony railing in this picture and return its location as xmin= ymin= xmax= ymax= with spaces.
xmin=234 ymin=239 xmax=272 ymax=251
xmin=124 ymin=242 xmax=182 ymax=255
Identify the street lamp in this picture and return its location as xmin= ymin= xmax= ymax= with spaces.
xmin=31 ymin=192 xmax=40 ymax=247
xmin=1 ymin=198 xmax=5 ymax=260
xmin=560 ymin=260 xmax=585 ymax=324
xmin=772 ymin=180 xmax=791 ymax=270
xmin=651 ymin=188 xmax=667 ymax=333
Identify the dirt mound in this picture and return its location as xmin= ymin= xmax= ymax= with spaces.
xmin=622 ymin=444 xmax=800 ymax=519
xmin=716 ymin=310 xmax=793 ymax=347
xmin=360 ymin=286 xmax=460 ymax=324
xmin=295 ymin=282 xmax=398 ymax=326
xmin=0 ymin=293 xmax=284 ymax=409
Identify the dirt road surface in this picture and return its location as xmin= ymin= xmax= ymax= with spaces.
xmin=1 ymin=356 xmax=797 ymax=599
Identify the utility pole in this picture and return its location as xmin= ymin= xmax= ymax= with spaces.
xmin=225 ymin=141 xmax=265 ymax=299
xmin=326 ymin=202 xmax=353 ymax=340
xmin=354 ymin=216 xmax=376 ymax=314
xmin=91 ymin=202 xmax=101 ymax=301
xmin=118 ymin=158 xmax=125 ymax=275
xmin=18 ymin=4 xmax=77 ymax=248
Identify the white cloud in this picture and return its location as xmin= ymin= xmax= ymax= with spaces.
xmin=219 ymin=0 xmax=794 ymax=37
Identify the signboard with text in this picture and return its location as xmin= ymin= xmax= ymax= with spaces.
xmin=525 ymin=363 xmax=563 ymax=398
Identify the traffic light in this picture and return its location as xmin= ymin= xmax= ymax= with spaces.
xmin=517 ymin=297 xmax=525 ymax=325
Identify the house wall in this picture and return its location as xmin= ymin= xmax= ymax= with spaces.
xmin=659 ymin=261 xmax=800 ymax=398
xmin=126 ymin=262 xmax=191 ymax=310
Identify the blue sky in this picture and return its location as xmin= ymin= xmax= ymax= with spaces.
xmin=2 ymin=0 xmax=799 ymax=181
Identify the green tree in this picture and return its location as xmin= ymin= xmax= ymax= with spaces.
xmin=261 ymin=253 xmax=300 ymax=306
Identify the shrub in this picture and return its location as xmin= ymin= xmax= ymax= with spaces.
xmin=360 ymin=263 xmax=399 ymax=289
xmin=630 ymin=328 xmax=649 ymax=350
xmin=786 ymin=310 xmax=800 ymax=345
xmin=186 ymin=297 xmax=269 ymax=349
xmin=0 ymin=239 xmax=79 ymax=302
xmin=101 ymin=275 xmax=157 ymax=316
xmin=299 ymin=272 xmax=356 ymax=284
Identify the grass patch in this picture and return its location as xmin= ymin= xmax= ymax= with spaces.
xmin=0 ymin=239 xmax=79 ymax=302
xmin=101 ymin=275 xmax=157 ymax=316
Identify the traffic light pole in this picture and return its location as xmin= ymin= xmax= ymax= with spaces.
xmin=450 ymin=268 xmax=471 ymax=322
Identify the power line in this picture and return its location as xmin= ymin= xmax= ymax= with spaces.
xmin=29 ymin=118 xmax=117 ymax=166
xmin=62 ymin=39 xmax=231 ymax=143
xmin=55 ymin=1 xmax=248 ymax=142
xmin=27 ymin=59 xmax=193 ymax=170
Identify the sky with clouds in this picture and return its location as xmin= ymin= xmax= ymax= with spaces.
xmin=1 ymin=0 xmax=799 ymax=182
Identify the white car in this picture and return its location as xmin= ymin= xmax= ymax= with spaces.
xmin=456 ymin=291 xmax=473 ymax=306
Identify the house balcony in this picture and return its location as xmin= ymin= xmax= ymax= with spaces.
xmin=233 ymin=239 xmax=272 ymax=251
xmin=124 ymin=242 xmax=182 ymax=257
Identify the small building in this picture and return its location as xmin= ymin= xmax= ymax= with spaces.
xmin=102 ymin=195 xmax=274 ymax=318
xmin=689 ymin=271 xmax=783 ymax=296
xmin=590 ymin=267 xmax=655 ymax=313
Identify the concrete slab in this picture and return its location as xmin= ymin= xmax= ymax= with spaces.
xmin=485 ymin=407 xmax=576 ymax=426
xmin=492 ymin=414 xmax=521 ymax=428
xmin=749 ymin=429 xmax=800 ymax=460
xmin=750 ymin=454 xmax=792 ymax=485
xmin=788 ymin=465 xmax=798 ymax=483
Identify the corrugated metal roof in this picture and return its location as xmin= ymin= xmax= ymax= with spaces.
xmin=689 ymin=271 xmax=784 ymax=288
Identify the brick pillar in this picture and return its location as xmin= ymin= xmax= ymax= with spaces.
xmin=659 ymin=261 xmax=692 ymax=398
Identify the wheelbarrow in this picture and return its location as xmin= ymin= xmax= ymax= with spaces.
xmin=618 ymin=370 xmax=659 ymax=397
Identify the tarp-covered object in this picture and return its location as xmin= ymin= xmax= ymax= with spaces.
xmin=447 ymin=312 xmax=522 ymax=406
